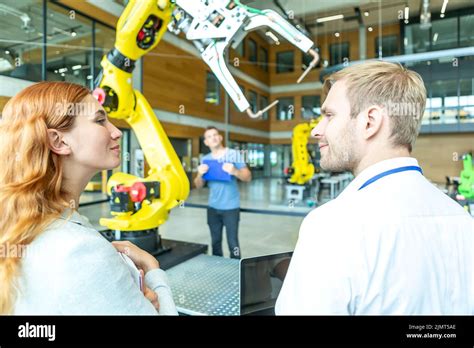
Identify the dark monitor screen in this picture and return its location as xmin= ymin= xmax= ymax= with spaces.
xmin=240 ymin=252 xmax=293 ymax=315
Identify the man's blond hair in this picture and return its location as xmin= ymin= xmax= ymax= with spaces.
xmin=323 ymin=60 xmax=426 ymax=152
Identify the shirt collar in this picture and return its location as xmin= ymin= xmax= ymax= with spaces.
xmin=59 ymin=208 xmax=94 ymax=228
xmin=338 ymin=157 xmax=420 ymax=197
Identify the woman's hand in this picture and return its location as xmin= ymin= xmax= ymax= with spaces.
xmin=112 ymin=240 xmax=159 ymax=273
xmin=139 ymin=269 xmax=160 ymax=311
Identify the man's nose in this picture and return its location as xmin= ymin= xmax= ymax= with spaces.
xmin=311 ymin=118 xmax=326 ymax=138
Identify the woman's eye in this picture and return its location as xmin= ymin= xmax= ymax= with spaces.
xmin=96 ymin=119 xmax=106 ymax=124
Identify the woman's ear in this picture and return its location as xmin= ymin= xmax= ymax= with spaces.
xmin=47 ymin=129 xmax=71 ymax=156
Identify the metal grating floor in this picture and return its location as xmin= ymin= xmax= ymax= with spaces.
xmin=166 ymin=254 xmax=240 ymax=316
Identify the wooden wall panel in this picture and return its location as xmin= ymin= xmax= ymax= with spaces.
xmin=229 ymin=77 xmax=270 ymax=131
xmin=412 ymin=133 xmax=474 ymax=183
xmin=143 ymin=40 xmax=225 ymax=122
xmin=57 ymin=0 xmax=118 ymax=27
xmin=228 ymin=32 xmax=270 ymax=85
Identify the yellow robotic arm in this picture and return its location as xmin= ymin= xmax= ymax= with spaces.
xmin=94 ymin=0 xmax=189 ymax=233
xmin=288 ymin=117 xmax=321 ymax=185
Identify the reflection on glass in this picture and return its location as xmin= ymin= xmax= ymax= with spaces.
xmin=301 ymin=95 xmax=321 ymax=119
xmin=0 ymin=0 xmax=44 ymax=82
xmin=205 ymin=71 xmax=220 ymax=105
xmin=259 ymin=95 xmax=269 ymax=120
xmin=248 ymin=89 xmax=257 ymax=113
xmin=375 ymin=35 xmax=399 ymax=57
xmin=248 ymin=38 xmax=257 ymax=63
xmin=258 ymin=46 xmax=267 ymax=71
xmin=431 ymin=18 xmax=458 ymax=51
xmin=235 ymin=39 xmax=244 ymax=57
xmin=277 ymin=97 xmax=294 ymax=120
xmin=460 ymin=15 xmax=474 ymax=48
xmin=460 ymin=78 xmax=474 ymax=122
xmin=329 ymin=42 xmax=349 ymax=66
xmin=276 ymin=50 xmax=294 ymax=73
xmin=404 ymin=24 xmax=430 ymax=54
xmin=94 ymin=22 xmax=115 ymax=82
xmin=46 ymin=2 xmax=93 ymax=87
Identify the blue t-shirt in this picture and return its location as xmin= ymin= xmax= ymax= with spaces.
xmin=202 ymin=148 xmax=246 ymax=210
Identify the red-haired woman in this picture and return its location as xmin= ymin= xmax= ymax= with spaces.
xmin=0 ymin=81 xmax=177 ymax=315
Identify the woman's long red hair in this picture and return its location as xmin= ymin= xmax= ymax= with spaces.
xmin=0 ymin=81 xmax=90 ymax=314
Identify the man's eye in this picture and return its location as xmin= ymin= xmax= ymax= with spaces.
xmin=96 ymin=119 xmax=106 ymax=124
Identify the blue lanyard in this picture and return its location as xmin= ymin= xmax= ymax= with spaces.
xmin=358 ymin=166 xmax=423 ymax=191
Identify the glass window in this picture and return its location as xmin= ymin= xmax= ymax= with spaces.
xmin=0 ymin=0 xmax=44 ymax=82
xmin=460 ymin=15 xmax=474 ymax=48
xmin=329 ymin=42 xmax=349 ymax=66
xmin=404 ymin=24 xmax=430 ymax=54
xmin=235 ymin=39 xmax=244 ymax=57
xmin=375 ymin=35 xmax=399 ymax=57
xmin=248 ymin=90 xmax=258 ymax=113
xmin=277 ymin=97 xmax=294 ymax=120
xmin=46 ymin=2 xmax=93 ymax=87
xmin=259 ymin=95 xmax=269 ymax=120
xmin=94 ymin=22 xmax=116 ymax=84
xmin=205 ymin=71 xmax=220 ymax=105
xmin=248 ymin=38 xmax=257 ymax=62
xmin=276 ymin=50 xmax=294 ymax=73
xmin=431 ymin=17 xmax=458 ymax=51
xmin=301 ymin=95 xmax=321 ymax=119
xmin=430 ymin=79 xmax=459 ymax=124
xmin=258 ymin=46 xmax=268 ymax=71
xmin=460 ymin=78 xmax=474 ymax=121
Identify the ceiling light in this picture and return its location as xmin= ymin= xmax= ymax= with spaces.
xmin=334 ymin=32 xmax=340 ymax=37
xmin=72 ymin=64 xmax=82 ymax=70
xmin=265 ymin=31 xmax=280 ymax=45
xmin=316 ymin=14 xmax=344 ymax=23
xmin=433 ymin=32 xmax=438 ymax=42
xmin=0 ymin=58 xmax=14 ymax=72
xmin=440 ymin=13 xmax=445 ymax=18
xmin=5 ymin=50 xmax=10 ymax=54
xmin=364 ymin=11 xmax=369 ymax=17
xmin=441 ymin=0 xmax=448 ymax=14
xmin=368 ymin=27 xmax=373 ymax=32
xmin=71 ymin=30 xmax=77 ymax=37
xmin=404 ymin=6 xmax=409 ymax=20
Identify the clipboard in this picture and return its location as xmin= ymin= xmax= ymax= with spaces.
xmin=202 ymin=159 xmax=232 ymax=182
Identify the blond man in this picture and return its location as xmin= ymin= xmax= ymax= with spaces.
xmin=276 ymin=61 xmax=473 ymax=315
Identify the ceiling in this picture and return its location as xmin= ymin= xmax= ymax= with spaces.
xmin=243 ymin=0 xmax=474 ymax=35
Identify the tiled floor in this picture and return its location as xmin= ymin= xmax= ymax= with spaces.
xmin=79 ymin=178 xmax=318 ymax=258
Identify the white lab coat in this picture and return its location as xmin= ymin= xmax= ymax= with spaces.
xmin=276 ymin=157 xmax=474 ymax=315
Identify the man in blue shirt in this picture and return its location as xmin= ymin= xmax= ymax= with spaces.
xmin=194 ymin=126 xmax=252 ymax=259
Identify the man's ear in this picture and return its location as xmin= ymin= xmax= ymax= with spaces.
xmin=362 ymin=105 xmax=385 ymax=141
xmin=47 ymin=129 xmax=71 ymax=156
xmin=203 ymin=137 xmax=209 ymax=147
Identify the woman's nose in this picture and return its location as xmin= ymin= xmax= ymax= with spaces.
xmin=109 ymin=123 xmax=122 ymax=140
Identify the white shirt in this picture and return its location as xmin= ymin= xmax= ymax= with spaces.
xmin=276 ymin=157 xmax=474 ymax=315
xmin=14 ymin=209 xmax=178 ymax=315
